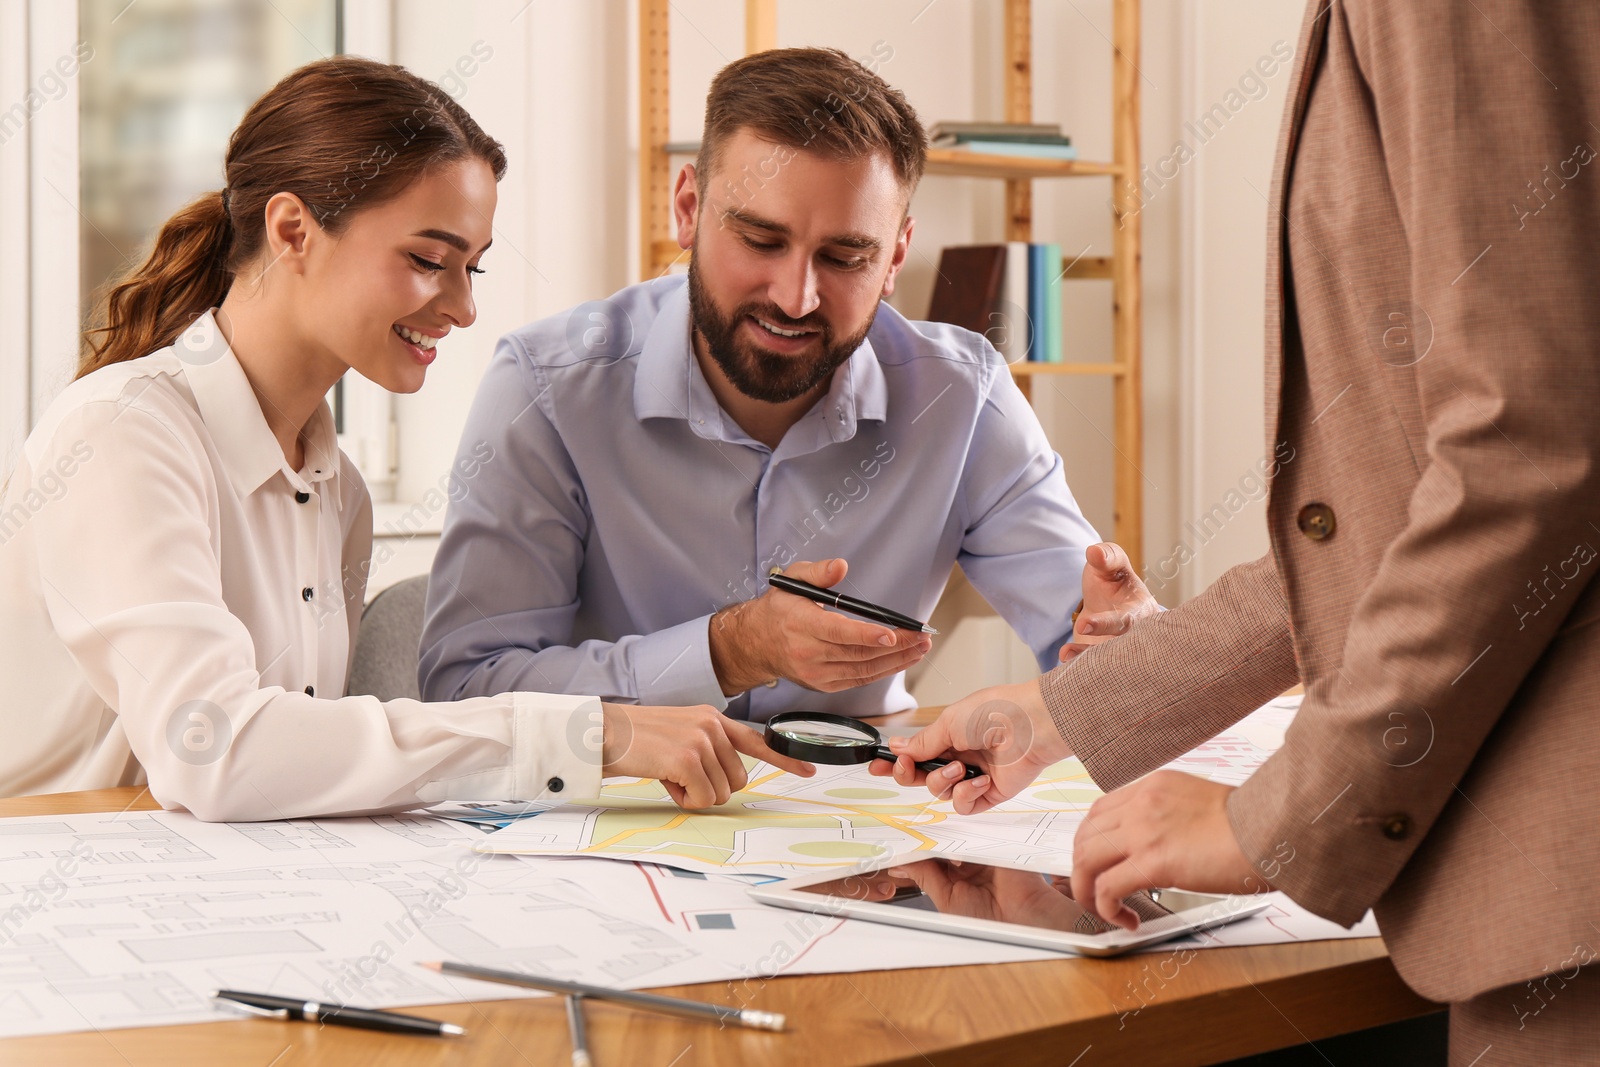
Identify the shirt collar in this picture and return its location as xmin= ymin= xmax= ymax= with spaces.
xmin=633 ymin=282 xmax=699 ymax=424
xmin=179 ymin=310 xmax=343 ymax=504
xmin=820 ymin=335 xmax=888 ymax=440
xmin=631 ymin=280 xmax=889 ymax=443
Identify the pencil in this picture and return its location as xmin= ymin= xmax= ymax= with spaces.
xmin=417 ymin=961 xmax=786 ymax=1032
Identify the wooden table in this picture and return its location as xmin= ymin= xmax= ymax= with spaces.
xmin=0 ymin=728 xmax=1440 ymax=1066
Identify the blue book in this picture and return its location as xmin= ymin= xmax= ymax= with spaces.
xmin=1027 ymin=243 xmax=1049 ymax=361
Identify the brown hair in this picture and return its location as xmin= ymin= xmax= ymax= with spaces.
xmin=698 ymin=46 xmax=925 ymax=194
xmin=79 ymin=56 xmax=507 ymax=379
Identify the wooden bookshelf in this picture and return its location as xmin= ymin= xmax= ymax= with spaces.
xmin=636 ymin=0 xmax=1143 ymax=568
xmin=1015 ymin=362 xmax=1129 ymax=376
xmin=924 ymin=146 xmax=1123 ymax=180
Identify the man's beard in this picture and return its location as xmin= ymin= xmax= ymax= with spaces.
xmin=687 ymin=258 xmax=875 ymax=404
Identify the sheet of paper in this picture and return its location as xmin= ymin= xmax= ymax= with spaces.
xmin=0 ymin=810 xmax=727 ymax=1039
xmin=528 ymin=855 xmax=1066 ymax=980
xmin=477 ymin=696 xmax=1306 ymax=879
xmin=534 ymin=854 xmax=1377 ymax=984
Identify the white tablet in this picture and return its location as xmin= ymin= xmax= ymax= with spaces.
xmin=747 ymin=852 xmax=1272 ymax=958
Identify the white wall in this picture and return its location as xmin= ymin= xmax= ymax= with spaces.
xmin=367 ymin=1 xmax=638 ymax=591
xmin=1170 ymin=0 xmax=1303 ymax=601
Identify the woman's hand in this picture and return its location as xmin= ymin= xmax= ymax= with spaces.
xmin=600 ymin=703 xmax=815 ymax=808
xmin=866 ymin=679 xmax=1069 ymax=814
xmin=1071 ymin=771 xmax=1260 ymax=930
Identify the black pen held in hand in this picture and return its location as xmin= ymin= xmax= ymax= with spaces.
xmin=766 ymin=569 xmax=937 ymax=635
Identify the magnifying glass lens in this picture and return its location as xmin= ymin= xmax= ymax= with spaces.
xmin=763 ymin=711 xmax=983 ymax=780
xmin=771 ymin=719 xmax=877 ymax=748
xmin=765 ymin=711 xmax=888 ymax=765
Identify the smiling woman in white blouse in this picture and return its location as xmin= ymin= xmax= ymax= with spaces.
xmin=0 ymin=56 xmax=810 ymax=821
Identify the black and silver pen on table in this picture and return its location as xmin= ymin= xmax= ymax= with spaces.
xmin=211 ymin=989 xmax=464 ymax=1036
xmin=766 ymin=568 xmax=937 ymax=635
xmin=566 ymin=994 xmax=592 ymax=1067
xmin=420 ymin=960 xmax=786 ymax=1031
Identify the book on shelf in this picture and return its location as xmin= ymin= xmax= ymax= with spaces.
xmin=1041 ymin=242 xmax=1063 ymax=363
xmin=935 ymin=139 xmax=1078 ymax=160
xmin=1002 ymin=241 xmax=1030 ymax=364
xmin=926 ymin=245 xmax=1007 ymax=348
xmin=1025 ymin=243 xmax=1064 ymax=363
xmin=926 ymin=243 xmax=1061 ymax=365
xmin=1027 ymin=244 xmax=1047 ymax=362
xmin=928 ymin=121 xmax=1070 ymax=144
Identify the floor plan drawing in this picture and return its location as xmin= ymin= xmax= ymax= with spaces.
xmin=0 ymin=811 xmax=727 ymax=1039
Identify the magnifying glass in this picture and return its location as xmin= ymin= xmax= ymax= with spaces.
xmin=764 ymin=712 xmax=984 ymax=781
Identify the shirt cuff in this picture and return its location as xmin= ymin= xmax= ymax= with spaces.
xmin=509 ymin=692 xmax=604 ymax=801
xmin=629 ymin=614 xmax=728 ymax=711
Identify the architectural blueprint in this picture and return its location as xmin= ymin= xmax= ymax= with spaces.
xmin=0 ymin=811 xmax=729 ymax=1038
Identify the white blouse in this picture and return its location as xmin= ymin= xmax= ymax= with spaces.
xmin=0 ymin=312 xmax=600 ymax=820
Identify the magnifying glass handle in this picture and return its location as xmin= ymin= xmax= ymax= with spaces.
xmin=872 ymin=745 xmax=985 ymax=781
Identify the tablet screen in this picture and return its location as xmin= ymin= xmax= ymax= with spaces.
xmin=791 ymin=858 xmax=1212 ymax=937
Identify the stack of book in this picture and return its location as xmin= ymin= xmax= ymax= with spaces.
xmin=925 ymin=243 xmax=1063 ymax=364
xmin=928 ymin=121 xmax=1077 ymax=161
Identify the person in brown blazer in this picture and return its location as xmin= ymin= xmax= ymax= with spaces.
xmin=879 ymin=1 xmax=1600 ymax=1061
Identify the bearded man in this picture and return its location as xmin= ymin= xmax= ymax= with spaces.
xmin=421 ymin=47 xmax=1123 ymax=722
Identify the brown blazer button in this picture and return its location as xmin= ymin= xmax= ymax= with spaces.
xmin=1381 ymin=814 xmax=1411 ymax=840
xmin=1297 ymin=503 xmax=1337 ymax=541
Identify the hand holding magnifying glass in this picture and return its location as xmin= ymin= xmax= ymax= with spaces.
xmin=764 ymin=712 xmax=984 ymax=780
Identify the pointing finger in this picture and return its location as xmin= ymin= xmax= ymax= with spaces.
xmin=731 ymin=722 xmax=815 ymax=777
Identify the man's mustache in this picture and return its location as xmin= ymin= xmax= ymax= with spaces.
xmin=738 ymin=305 xmax=827 ymax=333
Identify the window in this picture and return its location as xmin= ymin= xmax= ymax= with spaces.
xmin=78 ymin=0 xmax=338 ymax=325
xmin=0 ymin=0 xmax=396 ymax=496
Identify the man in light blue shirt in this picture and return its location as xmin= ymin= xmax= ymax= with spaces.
xmin=420 ymin=46 xmax=1104 ymax=721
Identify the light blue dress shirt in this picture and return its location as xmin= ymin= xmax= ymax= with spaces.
xmin=419 ymin=275 xmax=1100 ymax=720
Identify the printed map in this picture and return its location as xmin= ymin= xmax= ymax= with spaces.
xmin=477 ymin=696 xmax=1303 ymax=876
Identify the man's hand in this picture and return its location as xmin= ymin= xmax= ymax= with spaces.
xmin=708 ymin=559 xmax=931 ymax=695
xmin=866 ymin=679 xmax=1069 ymax=814
xmin=1060 ymin=542 xmax=1161 ymax=664
xmin=601 ymin=703 xmax=815 ymax=809
xmin=1070 ymin=770 xmax=1261 ymax=930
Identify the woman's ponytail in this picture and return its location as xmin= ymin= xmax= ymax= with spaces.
xmin=79 ymin=190 xmax=234 ymax=379
xmin=76 ymin=55 xmax=506 ymax=381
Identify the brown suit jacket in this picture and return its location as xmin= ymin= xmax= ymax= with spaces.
xmin=1043 ymin=0 xmax=1600 ymax=1004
